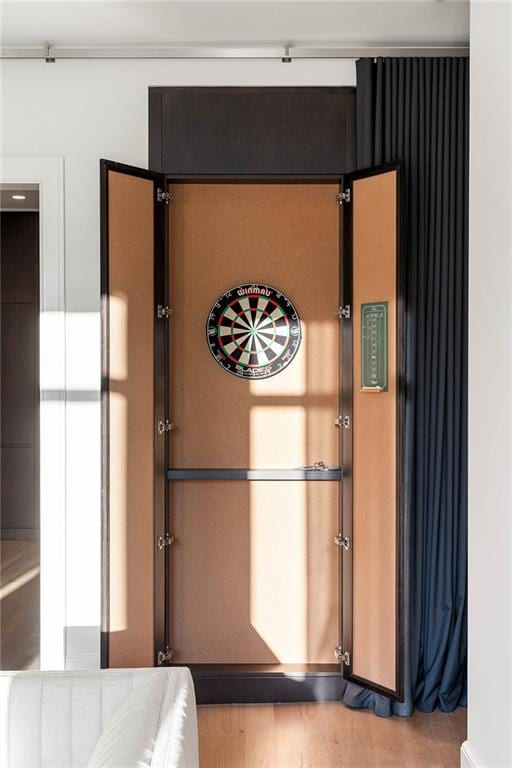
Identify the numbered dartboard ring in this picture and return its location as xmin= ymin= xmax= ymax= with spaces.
xmin=206 ymin=284 xmax=302 ymax=379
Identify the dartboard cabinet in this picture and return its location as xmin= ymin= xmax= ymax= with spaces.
xmin=101 ymin=161 xmax=404 ymax=704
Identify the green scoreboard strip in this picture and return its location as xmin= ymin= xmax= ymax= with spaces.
xmin=361 ymin=302 xmax=388 ymax=391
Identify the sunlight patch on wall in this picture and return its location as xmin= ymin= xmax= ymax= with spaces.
xmin=249 ymin=324 xmax=307 ymax=396
xmin=250 ymin=483 xmax=307 ymax=663
xmin=108 ymin=293 xmax=128 ymax=382
xmin=40 ymin=310 xmax=65 ymax=393
xmin=40 ymin=310 xmax=66 ymax=669
xmin=108 ymin=390 xmax=127 ymax=632
xmin=65 ymin=311 xmax=102 ymax=631
xmin=66 ymin=311 xmax=102 ymax=391
xmin=250 ymin=406 xmax=306 ymax=468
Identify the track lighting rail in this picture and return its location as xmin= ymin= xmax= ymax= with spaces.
xmin=0 ymin=44 xmax=469 ymax=62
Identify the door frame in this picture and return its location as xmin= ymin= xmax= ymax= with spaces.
xmin=341 ymin=162 xmax=404 ymax=701
xmin=100 ymin=159 xmax=169 ymax=669
xmin=0 ymin=157 xmax=66 ymax=670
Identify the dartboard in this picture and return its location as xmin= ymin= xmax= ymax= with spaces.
xmin=206 ymin=284 xmax=301 ymax=379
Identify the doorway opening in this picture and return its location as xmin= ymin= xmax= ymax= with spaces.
xmin=0 ymin=183 xmax=40 ymax=670
xmin=0 ymin=157 xmax=66 ymax=671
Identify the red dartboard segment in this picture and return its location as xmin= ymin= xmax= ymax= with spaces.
xmin=206 ymin=284 xmax=302 ymax=379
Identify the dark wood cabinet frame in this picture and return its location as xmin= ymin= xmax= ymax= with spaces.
xmin=100 ymin=159 xmax=169 ymax=668
xmin=101 ymin=163 xmax=404 ymax=704
xmin=149 ymin=86 xmax=356 ymax=176
xmin=341 ymin=163 xmax=404 ymax=703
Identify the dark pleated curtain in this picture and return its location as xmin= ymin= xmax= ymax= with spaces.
xmin=343 ymin=57 xmax=468 ymax=716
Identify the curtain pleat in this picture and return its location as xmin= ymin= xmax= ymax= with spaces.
xmin=344 ymin=57 xmax=468 ymax=716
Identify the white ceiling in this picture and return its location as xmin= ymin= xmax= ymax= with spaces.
xmin=1 ymin=1 xmax=469 ymax=47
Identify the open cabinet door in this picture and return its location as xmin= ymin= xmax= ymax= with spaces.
xmin=340 ymin=164 xmax=403 ymax=701
xmin=100 ymin=160 xmax=169 ymax=668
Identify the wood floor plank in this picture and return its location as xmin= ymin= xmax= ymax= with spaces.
xmin=0 ymin=540 xmax=39 ymax=584
xmin=198 ymin=702 xmax=466 ymax=768
xmin=0 ymin=539 xmax=40 ymax=669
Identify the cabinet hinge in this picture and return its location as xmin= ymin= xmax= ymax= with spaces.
xmin=336 ymin=305 xmax=351 ymax=320
xmin=157 ymin=305 xmax=173 ymax=319
xmin=336 ymin=189 xmax=351 ymax=205
xmin=335 ymin=415 xmax=351 ymax=429
xmin=335 ymin=647 xmax=351 ymax=666
xmin=334 ymin=534 xmax=351 ymax=550
xmin=157 ymin=188 xmax=172 ymax=204
xmin=157 ymin=646 xmax=175 ymax=665
xmin=157 ymin=533 xmax=175 ymax=550
xmin=157 ymin=419 xmax=174 ymax=435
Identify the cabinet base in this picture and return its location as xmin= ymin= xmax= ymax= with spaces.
xmin=174 ymin=664 xmax=346 ymax=705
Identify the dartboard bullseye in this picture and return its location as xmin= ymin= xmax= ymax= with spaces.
xmin=206 ymin=284 xmax=301 ymax=379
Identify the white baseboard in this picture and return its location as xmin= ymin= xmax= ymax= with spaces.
xmin=65 ymin=626 xmax=100 ymax=670
xmin=66 ymin=652 xmax=100 ymax=670
xmin=461 ymin=741 xmax=484 ymax=768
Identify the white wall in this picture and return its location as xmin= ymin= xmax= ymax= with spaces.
xmin=0 ymin=58 xmax=356 ymax=667
xmin=463 ymin=3 xmax=512 ymax=768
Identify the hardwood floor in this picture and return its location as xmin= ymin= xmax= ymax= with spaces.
xmin=198 ymin=702 xmax=466 ymax=768
xmin=0 ymin=539 xmax=40 ymax=669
